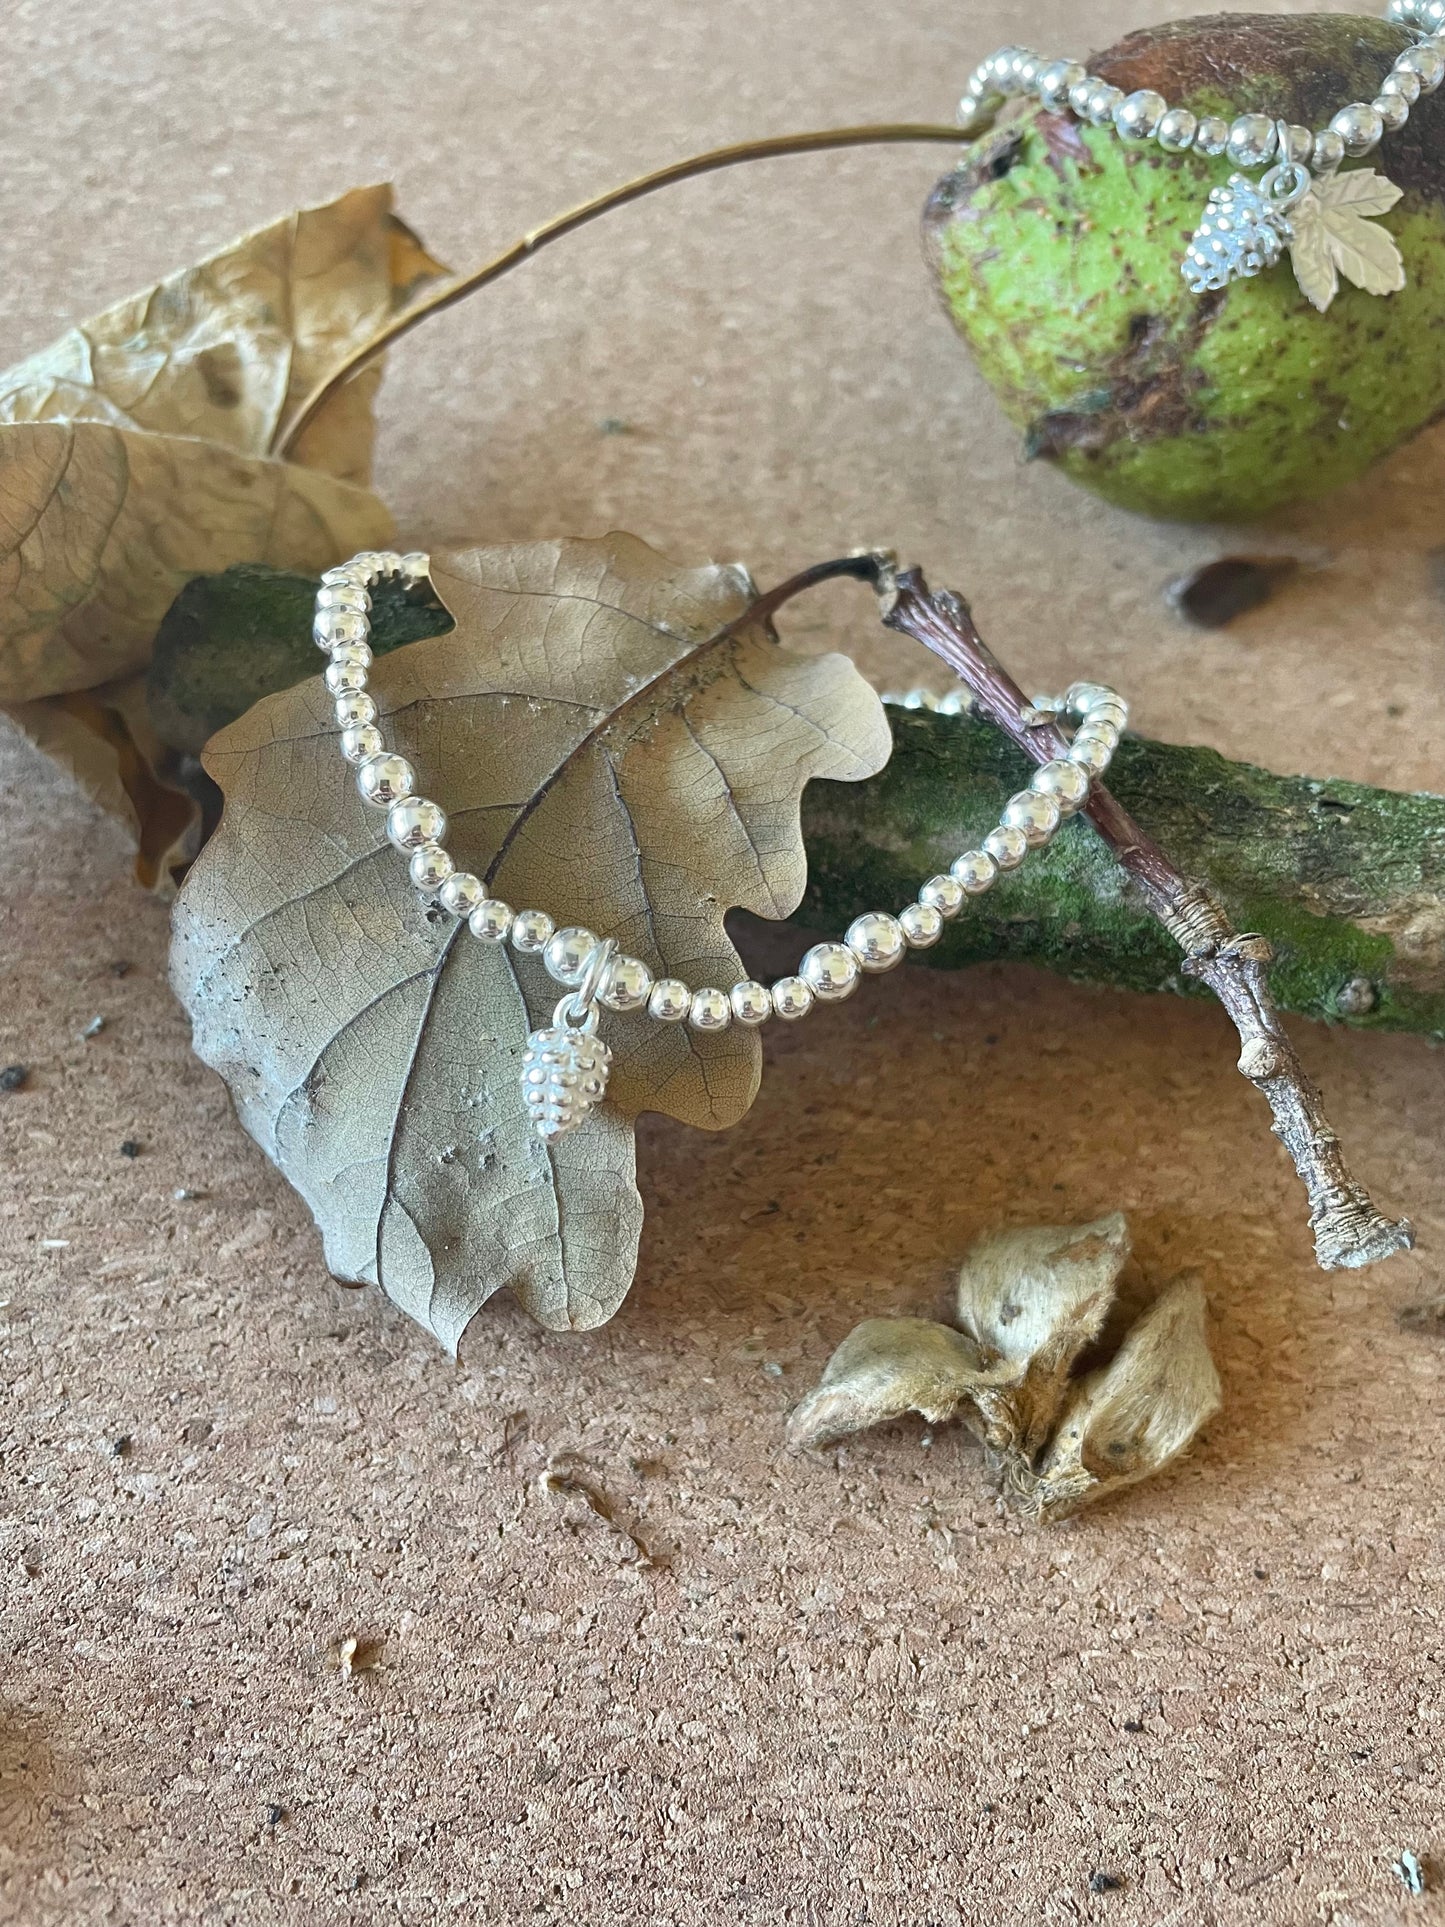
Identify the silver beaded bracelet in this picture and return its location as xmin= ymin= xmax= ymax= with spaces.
xmin=314 ymin=553 xmax=1126 ymax=1143
xmin=958 ymin=0 xmax=1443 ymax=308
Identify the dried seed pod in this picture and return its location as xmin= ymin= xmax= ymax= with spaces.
xmin=786 ymin=1318 xmax=993 ymax=1451
xmin=1022 ymin=1275 xmax=1222 ymax=1521
xmin=954 ymin=1212 xmax=1131 ymax=1461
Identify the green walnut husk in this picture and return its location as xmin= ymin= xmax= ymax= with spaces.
xmin=925 ymin=13 xmax=1445 ymax=520
xmin=143 ymin=566 xmax=1445 ymax=1040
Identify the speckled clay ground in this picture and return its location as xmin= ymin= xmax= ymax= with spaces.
xmin=1 ymin=2 xmax=1443 ymax=1923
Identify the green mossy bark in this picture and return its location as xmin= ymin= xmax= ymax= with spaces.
xmin=924 ymin=13 xmax=1445 ymax=521
xmin=148 ymin=565 xmax=1445 ymax=1038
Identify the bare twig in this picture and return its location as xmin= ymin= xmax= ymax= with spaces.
xmin=872 ymin=564 xmax=1411 ymax=1272
xmin=272 ymin=123 xmax=963 ymax=458
xmin=752 ymin=554 xmax=1411 ymax=1272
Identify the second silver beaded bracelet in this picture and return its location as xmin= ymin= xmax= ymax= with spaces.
xmin=957 ymin=0 xmax=1441 ymax=304
xmin=316 ymin=552 xmax=1126 ymax=1142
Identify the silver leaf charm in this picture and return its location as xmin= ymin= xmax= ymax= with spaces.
xmin=521 ymin=1005 xmax=613 ymax=1142
xmin=1284 ymin=168 xmax=1406 ymax=312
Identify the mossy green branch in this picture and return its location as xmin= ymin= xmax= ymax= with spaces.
xmin=147 ymin=564 xmax=1445 ymax=1040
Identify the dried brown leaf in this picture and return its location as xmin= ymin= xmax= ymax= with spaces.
xmin=0 ymin=422 xmax=392 ymax=706
xmin=4 ymin=674 xmax=200 ymax=893
xmin=0 ymin=184 xmax=446 ymax=486
xmin=170 ymin=533 xmax=892 ymax=1344
xmin=1025 ymin=1276 xmax=1222 ymax=1520
xmin=954 ymin=1212 xmax=1130 ymax=1460
xmin=785 ymin=1318 xmax=994 ymax=1450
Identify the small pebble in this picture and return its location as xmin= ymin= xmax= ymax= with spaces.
xmin=0 ymin=1064 xmax=28 ymax=1092
xmin=110 ymin=1436 xmax=133 ymax=1459
xmin=173 ymin=1186 xmax=205 ymax=1201
xmin=108 ymin=960 xmax=131 ymax=979
xmin=1395 ymin=1849 xmax=1427 ymax=1895
xmin=81 ymin=1015 xmax=106 ymax=1039
xmin=1090 ymin=1872 xmax=1124 ymax=1893
xmin=120 ymin=1140 xmax=142 ymax=1159
xmin=1165 ymin=554 xmax=1300 ymax=629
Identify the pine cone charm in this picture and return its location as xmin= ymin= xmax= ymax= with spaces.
xmin=520 ymin=1008 xmax=613 ymax=1142
xmin=1182 ymin=173 xmax=1292 ymax=293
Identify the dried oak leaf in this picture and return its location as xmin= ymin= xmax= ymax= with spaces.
xmin=0 ymin=184 xmax=444 ymax=889
xmin=170 ymin=533 xmax=892 ymax=1345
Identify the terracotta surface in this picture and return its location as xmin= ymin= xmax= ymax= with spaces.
xmin=1 ymin=1 xmax=1442 ymax=1922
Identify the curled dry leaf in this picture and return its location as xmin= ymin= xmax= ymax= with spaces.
xmin=0 ymin=184 xmax=444 ymax=890
xmin=171 ymin=533 xmax=892 ymax=1345
xmin=788 ymin=1215 xmax=1220 ymax=1522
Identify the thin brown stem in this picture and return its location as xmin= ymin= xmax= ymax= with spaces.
xmin=755 ymin=552 xmax=1412 ymax=1272
xmin=272 ymin=124 xmax=963 ymax=460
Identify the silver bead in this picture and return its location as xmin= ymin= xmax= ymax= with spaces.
xmin=1086 ymin=83 xmax=1125 ymax=127
xmin=439 ymin=872 xmax=485 ymax=918
xmin=1030 ymin=759 xmax=1091 ymax=812
xmin=314 ymin=609 xmax=369 ymax=651
xmin=1227 ymin=114 xmax=1278 ymax=168
xmin=689 ymin=987 xmax=731 ymax=1031
xmin=986 ymin=46 xmax=1021 ymax=87
xmin=936 ymin=688 xmax=970 ymax=717
xmin=1076 ymin=719 xmax=1121 ymax=755
xmin=544 ymin=927 xmax=599 ymax=986
xmin=334 ymin=691 xmax=376 ymax=728
xmin=321 ymin=563 xmax=364 ymax=587
xmin=771 ymin=975 xmax=815 ymax=1021
xmin=919 ymin=874 xmax=966 ymax=918
xmin=1310 ymin=127 xmax=1346 ymax=173
xmin=1114 ymin=89 xmax=1167 ymax=141
xmin=1037 ymin=58 xmax=1086 ymax=110
xmin=1192 ymin=115 xmax=1230 ymax=157
xmin=317 ymin=581 xmax=370 ymax=612
xmin=983 ymin=825 xmax=1030 ymax=871
xmin=399 ymin=550 xmax=430 ymax=583
xmin=1069 ymin=735 xmax=1113 ymax=776
xmin=1382 ymin=67 xmax=1423 ymax=104
xmin=409 ymin=845 xmax=454 ymax=892
xmin=386 ymin=796 xmax=446 ymax=851
xmin=509 ymin=909 xmax=555 ymax=953
xmin=730 ymin=981 xmax=773 ymax=1026
xmin=1425 ymin=0 xmax=1445 ymax=25
xmin=1015 ymin=53 xmax=1045 ymax=91
xmin=1155 ymin=106 xmax=1198 ymax=152
xmin=1281 ymin=123 xmax=1314 ymax=165
xmin=899 ymin=903 xmax=943 ymax=949
xmin=357 ymin=754 xmax=414 ymax=807
xmin=1066 ymin=680 xmax=1117 ymax=714
xmin=340 ymin=723 xmax=383 ymax=765
xmin=1374 ymin=91 xmax=1411 ymax=133
xmin=950 ymin=849 xmax=998 ymax=894
xmin=600 ymin=955 xmax=653 ymax=1012
xmin=1087 ymin=697 xmax=1129 ymax=731
xmin=1069 ymin=74 xmax=1101 ymax=116
xmin=800 ymin=942 xmax=860 ymax=1002
xmin=469 ymin=899 xmax=515 ymax=943
xmin=1386 ymin=0 xmax=1417 ymax=19
xmin=957 ymin=94 xmax=998 ymax=136
xmin=844 ymin=912 xmax=906 ymax=973
xmin=1330 ymin=102 xmax=1384 ymax=156
xmin=647 ymin=978 xmax=692 ymax=1023
xmin=1001 ymin=790 xmax=1062 ymax=846
xmin=325 ymin=658 xmax=369 ymax=696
